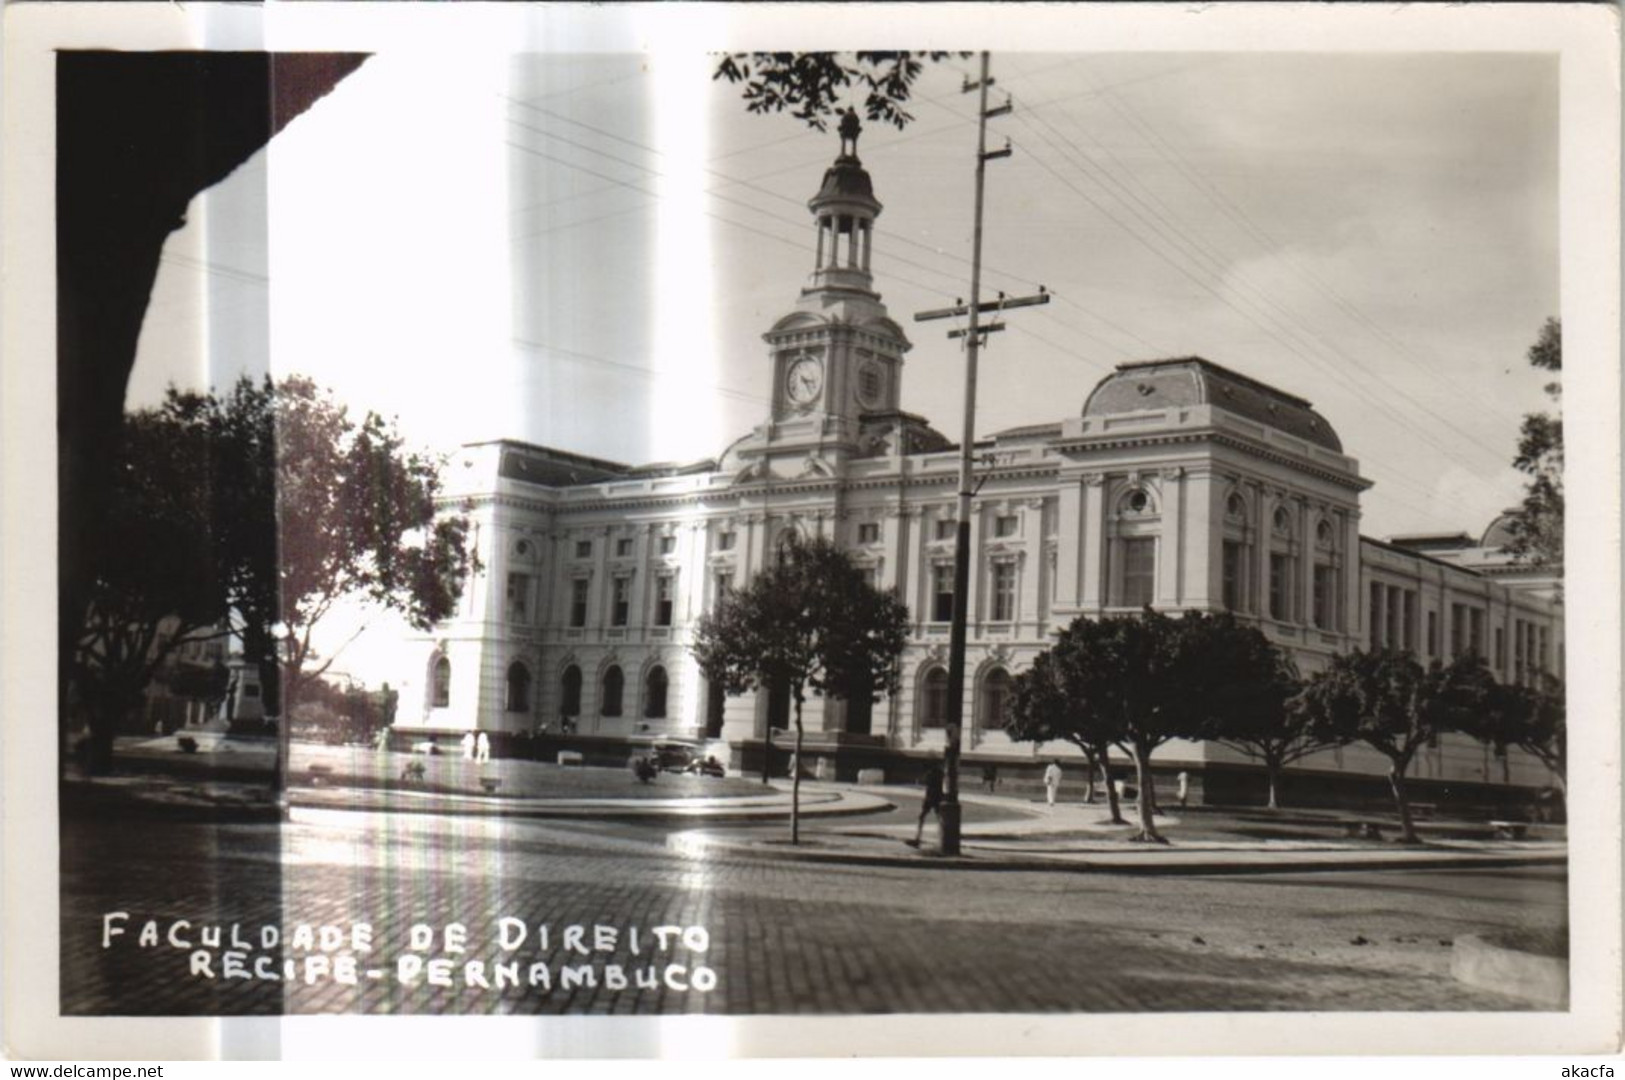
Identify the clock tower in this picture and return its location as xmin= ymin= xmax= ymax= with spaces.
xmin=757 ymin=112 xmax=912 ymax=461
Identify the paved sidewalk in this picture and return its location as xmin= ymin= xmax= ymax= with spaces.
xmin=666 ymin=782 xmax=1569 ymax=875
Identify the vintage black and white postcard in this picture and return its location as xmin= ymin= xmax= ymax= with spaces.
xmin=2 ymin=1 xmax=1619 ymax=1063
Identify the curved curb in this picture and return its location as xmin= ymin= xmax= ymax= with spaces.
xmin=289 ymin=786 xmax=896 ymax=823
xmin=1451 ymin=934 xmax=1569 ymax=1008
xmin=667 ymin=832 xmax=1568 ymax=876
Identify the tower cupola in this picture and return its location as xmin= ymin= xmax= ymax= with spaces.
xmin=806 ymin=109 xmax=883 ymax=296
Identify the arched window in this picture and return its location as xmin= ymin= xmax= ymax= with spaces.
xmin=431 ymin=656 xmax=451 ymax=708
xmin=560 ymin=665 xmax=582 ymax=716
xmin=920 ymin=667 xmax=949 ymax=729
xmin=506 ymin=662 xmax=531 ymax=713
xmin=601 ymin=665 xmax=624 ymax=717
xmin=980 ymin=668 xmax=1011 ymax=730
xmin=644 ymin=665 xmax=669 ymax=719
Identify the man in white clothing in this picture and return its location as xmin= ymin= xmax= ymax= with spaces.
xmin=1043 ymin=760 xmax=1063 ymax=808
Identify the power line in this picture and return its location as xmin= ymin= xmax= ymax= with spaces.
xmin=504 ymin=91 xmax=1166 ymax=358
xmin=1023 ymin=85 xmax=1518 ymax=465
xmin=1089 ymin=71 xmax=1527 ymax=429
xmin=999 ymin=117 xmax=1497 ymax=524
xmin=1005 ymin=104 xmax=1509 ymax=521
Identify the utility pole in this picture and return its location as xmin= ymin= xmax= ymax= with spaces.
xmin=914 ymin=52 xmax=1048 ymax=856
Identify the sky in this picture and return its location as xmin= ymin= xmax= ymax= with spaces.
xmin=125 ymin=49 xmax=1560 ymax=683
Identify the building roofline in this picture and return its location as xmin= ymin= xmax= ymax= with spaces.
xmin=463 ymin=437 xmax=631 ymax=475
xmin=1361 ymin=534 xmax=1486 ymax=578
xmin=1113 ymin=356 xmax=1317 ymax=410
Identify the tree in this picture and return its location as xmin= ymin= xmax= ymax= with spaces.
xmin=264 ymin=378 xmax=475 ymax=722
xmin=72 ymin=378 xmax=476 ymax=784
xmin=1506 ymin=318 xmax=1563 ymax=571
xmin=1009 ymin=609 xmax=1283 ymax=844
xmin=1005 ymin=644 xmax=1127 ymax=825
xmin=692 ymin=536 xmax=909 ymax=843
xmin=1205 ymin=657 xmax=1333 ymax=810
xmin=1458 ymin=673 xmax=1567 ymax=797
xmin=1300 ymin=649 xmax=1490 ymax=843
xmin=71 ymin=406 xmax=232 ymax=772
xmin=713 ymin=53 xmax=967 ymax=131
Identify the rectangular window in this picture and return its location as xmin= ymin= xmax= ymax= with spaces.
xmin=574 ymin=540 xmax=592 ymax=559
xmin=993 ymin=515 xmax=1018 ymax=538
xmin=1402 ymin=591 xmax=1417 ymax=652
xmin=611 ymin=576 xmax=630 ymax=626
xmin=1427 ymin=611 xmax=1438 ymax=657
xmin=615 ymin=538 xmax=633 ymax=558
xmin=570 ymin=578 xmax=589 ymax=627
xmin=858 ymin=521 xmax=880 ymax=545
xmin=991 ymin=562 xmax=1016 ymax=622
xmin=1369 ymin=582 xmax=1383 ymax=648
xmin=655 ymin=576 xmax=675 ymax=626
xmin=711 ymin=574 xmax=732 ymax=609
xmin=1269 ymin=553 xmax=1291 ymax=621
xmin=506 ymin=572 xmax=531 ymax=624
xmin=716 ymin=530 xmax=736 ymax=551
xmin=1121 ymin=537 xmax=1155 ymax=608
xmin=1385 ymin=587 xmax=1400 ymax=648
xmin=1537 ymin=626 xmax=1548 ymax=674
xmin=1222 ymin=541 xmax=1244 ymax=612
xmin=935 ymin=518 xmax=957 ymax=541
xmin=1494 ymin=626 xmax=1506 ymax=671
xmin=658 ymin=535 xmax=676 ymax=556
xmin=1469 ymin=607 xmax=1485 ymax=658
xmin=932 ymin=563 xmax=955 ymax=622
xmin=1451 ymin=604 xmax=1465 ymax=659
xmin=863 ymin=565 xmax=883 ymax=592
xmin=1312 ymin=565 xmax=1334 ymax=630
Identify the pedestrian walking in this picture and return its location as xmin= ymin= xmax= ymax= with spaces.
xmin=475 ymin=731 xmax=491 ymax=763
xmin=981 ymin=763 xmax=999 ymax=793
xmin=461 ymin=731 xmax=476 ymax=760
xmin=908 ymin=762 xmax=946 ymax=847
xmin=1177 ymin=770 xmax=1190 ymax=808
xmin=1043 ymin=759 xmax=1063 ymax=808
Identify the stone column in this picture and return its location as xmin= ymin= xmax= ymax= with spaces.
xmin=1054 ymin=478 xmax=1084 ymax=607
xmin=1298 ymin=499 xmax=1314 ymax=626
xmin=1080 ymin=473 xmax=1106 ymax=611
xmin=1157 ymin=467 xmax=1184 ymax=606
xmin=1019 ymin=498 xmax=1045 ymax=633
xmin=1185 ymin=469 xmax=1221 ymax=610
xmin=900 ymin=506 xmax=924 ymax=623
xmin=1255 ymin=489 xmax=1275 ymax=619
xmin=1344 ymin=510 xmax=1362 ymax=639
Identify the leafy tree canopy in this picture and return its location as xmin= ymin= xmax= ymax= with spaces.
xmin=692 ymin=535 xmax=909 ymax=841
xmin=1507 ymin=318 xmax=1563 ymax=569
xmin=1301 ymin=648 xmax=1495 ymax=841
xmin=713 ymin=52 xmax=968 ymax=131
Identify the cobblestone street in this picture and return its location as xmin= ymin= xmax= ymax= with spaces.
xmin=60 ymin=810 xmax=1566 ymax=1016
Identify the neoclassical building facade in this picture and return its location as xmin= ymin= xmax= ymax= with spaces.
xmin=394 ymin=130 xmax=1563 ymax=802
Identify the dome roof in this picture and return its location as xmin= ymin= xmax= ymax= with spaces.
xmin=809 ymin=156 xmax=880 ymax=214
xmin=1082 ymin=357 xmax=1343 ymax=452
xmin=1480 ymin=509 xmax=1520 ymax=550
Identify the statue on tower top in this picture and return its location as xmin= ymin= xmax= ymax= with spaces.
xmin=838 ymin=108 xmax=862 ymax=159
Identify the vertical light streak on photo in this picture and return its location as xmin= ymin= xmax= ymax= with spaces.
xmin=262 ymin=50 xmax=515 ymax=449
xmin=649 ymin=48 xmax=719 ymax=459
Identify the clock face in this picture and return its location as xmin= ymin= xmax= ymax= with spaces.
xmin=786 ymin=356 xmax=823 ymax=406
